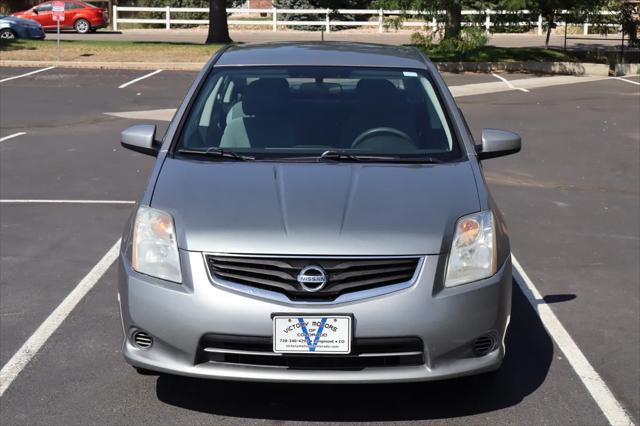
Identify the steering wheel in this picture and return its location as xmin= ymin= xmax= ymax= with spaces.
xmin=351 ymin=127 xmax=414 ymax=149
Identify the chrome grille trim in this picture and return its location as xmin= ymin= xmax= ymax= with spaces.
xmin=357 ymin=351 xmax=423 ymax=358
xmin=202 ymin=347 xmax=423 ymax=358
xmin=204 ymin=347 xmax=283 ymax=357
xmin=202 ymin=253 xmax=426 ymax=304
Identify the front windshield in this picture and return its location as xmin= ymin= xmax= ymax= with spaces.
xmin=177 ymin=66 xmax=463 ymax=161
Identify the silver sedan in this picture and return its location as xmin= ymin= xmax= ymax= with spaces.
xmin=117 ymin=42 xmax=521 ymax=383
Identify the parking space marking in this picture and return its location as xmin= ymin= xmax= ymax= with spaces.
xmin=0 ymin=240 xmax=121 ymax=397
xmin=118 ymin=69 xmax=163 ymax=89
xmin=491 ymin=73 xmax=530 ymax=92
xmin=0 ymin=132 xmax=26 ymax=143
xmin=451 ymin=75 xmax=607 ymax=97
xmin=512 ymin=255 xmax=634 ymax=426
xmin=104 ymin=108 xmax=176 ymax=121
xmin=0 ymin=67 xmax=56 ymax=83
xmin=0 ymin=199 xmax=135 ymax=204
xmin=613 ymin=77 xmax=640 ymax=86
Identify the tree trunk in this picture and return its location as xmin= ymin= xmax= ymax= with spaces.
xmin=206 ymin=0 xmax=232 ymax=44
xmin=444 ymin=1 xmax=462 ymax=39
xmin=545 ymin=11 xmax=554 ymax=48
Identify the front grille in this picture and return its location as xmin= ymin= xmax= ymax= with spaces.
xmin=206 ymin=255 xmax=420 ymax=300
xmin=197 ymin=334 xmax=424 ymax=370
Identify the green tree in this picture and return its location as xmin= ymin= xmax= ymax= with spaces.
xmin=372 ymin=0 xmax=493 ymax=39
xmin=374 ymin=0 xmax=612 ymax=42
xmin=503 ymin=0 xmax=612 ymax=47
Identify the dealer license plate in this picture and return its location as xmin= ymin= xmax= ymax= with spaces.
xmin=273 ymin=315 xmax=351 ymax=354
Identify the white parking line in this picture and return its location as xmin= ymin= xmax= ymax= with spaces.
xmin=0 ymin=199 xmax=135 ymax=204
xmin=613 ymin=77 xmax=640 ymax=86
xmin=491 ymin=73 xmax=530 ymax=92
xmin=450 ymin=75 xmax=607 ymax=98
xmin=0 ymin=240 xmax=121 ymax=397
xmin=512 ymin=255 xmax=634 ymax=426
xmin=104 ymin=108 xmax=176 ymax=122
xmin=0 ymin=132 xmax=27 ymax=143
xmin=0 ymin=66 xmax=55 ymax=83
xmin=118 ymin=69 xmax=163 ymax=89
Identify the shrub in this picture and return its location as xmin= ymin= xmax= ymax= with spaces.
xmin=412 ymin=26 xmax=488 ymax=54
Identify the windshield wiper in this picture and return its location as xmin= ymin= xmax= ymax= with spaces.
xmin=318 ymin=150 xmax=361 ymax=162
xmin=318 ymin=150 xmax=445 ymax=164
xmin=177 ymin=147 xmax=254 ymax=161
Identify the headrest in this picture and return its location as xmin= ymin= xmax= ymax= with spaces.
xmin=243 ymin=78 xmax=289 ymax=115
xmin=356 ymin=79 xmax=398 ymax=103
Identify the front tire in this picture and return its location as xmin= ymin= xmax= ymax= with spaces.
xmin=0 ymin=28 xmax=16 ymax=40
xmin=74 ymin=19 xmax=90 ymax=34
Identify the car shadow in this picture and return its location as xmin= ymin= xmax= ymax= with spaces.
xmin=155 ymin=279 xmax=553 ymax=421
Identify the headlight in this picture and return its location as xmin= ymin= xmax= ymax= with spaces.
xmin=132 ymin=205 xmax=182 ymax=283
xmin=444 ymin=210 xmax=496 ymax=287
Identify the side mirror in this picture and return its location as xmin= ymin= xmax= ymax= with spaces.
xmin=120 ymin=124 xmax=160 ymax=157
xmin=476 ymin=128 xmax=521 ymax=160
xmin=33 ymin=8 xmax=39 ymax=14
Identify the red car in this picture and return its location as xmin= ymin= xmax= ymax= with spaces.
xmin=12 ymin=1 xmax=108 ymax=34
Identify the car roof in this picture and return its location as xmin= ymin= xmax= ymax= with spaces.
xmin=214 ymin=42 xmax=429 ymax=69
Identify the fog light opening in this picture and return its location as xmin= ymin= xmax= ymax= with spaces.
xmin=472 ymin=333 xmax=497 ymax=357
xmin=132 ymin=330 xmax=153 ymax=349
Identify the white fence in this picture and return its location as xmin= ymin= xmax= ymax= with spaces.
xmin=112 ymin=6 xmax=618 ymax=35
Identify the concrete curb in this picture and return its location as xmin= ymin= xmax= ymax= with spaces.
xmin=0 ymin=60 xmax=205 ymax=71
xmin=437 ymin=61 xmax=611 ymax=77
xmin=614 ymin=63 xmax=640 ymax=77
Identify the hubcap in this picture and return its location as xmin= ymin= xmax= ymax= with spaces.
xmin=77 ymin=21 xmax=88 ymax=32
xmin=1 ymin=31 xmax=15 ymax=39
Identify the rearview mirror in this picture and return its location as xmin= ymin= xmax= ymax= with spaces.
xmin=476 ymin=128 xmax=521 ymax=160
xmin=120 ymin=124 xmax=160 ymax=157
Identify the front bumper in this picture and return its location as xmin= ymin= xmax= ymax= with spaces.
xmin=14 ymin=26 xmax=45 ymax=39
xmin=118 ymin=251 xmax=512 ymax=383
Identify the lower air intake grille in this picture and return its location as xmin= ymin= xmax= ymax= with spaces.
xmin=205 ymin=255 xmax=420 ymax=301
xmin=197 ymin=334 xmax=424 ymax=370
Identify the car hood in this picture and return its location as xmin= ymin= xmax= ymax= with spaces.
xmin=4 ymin=16 xmax=40 ymax=26
xmin=151 ymin=159 xmax=481 ymax=255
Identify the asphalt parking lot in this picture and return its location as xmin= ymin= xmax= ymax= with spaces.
xmin=0 ymin=66 xmax=638 ymax=425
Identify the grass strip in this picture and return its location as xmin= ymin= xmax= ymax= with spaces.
xmin=0 ymin=39 xmax=224 ymax=63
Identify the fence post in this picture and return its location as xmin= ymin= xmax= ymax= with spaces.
xmin=378 ymin=9 xmax=383 ymax=33
xmin=112 ymin=5 xmax=118 ymax=31
xmin=165 ymin=6 xmax=170 ymax=30
xmin=325 ymin=9 xmax=330 ymax=32
xmin=537 ymin=14 xmax=542 ymax=35
xmin=272 ymin=7 xmax=277 ymax=32
xmin=484 ymin=9 xmax=491 ymax=34
xmin=583 ymin=17 xmax=588 ymax=35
